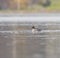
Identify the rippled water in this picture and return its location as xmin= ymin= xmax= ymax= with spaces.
xmin=0 ymin=22 xmax=60 ymax=58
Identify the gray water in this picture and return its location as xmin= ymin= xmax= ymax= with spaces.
xmin=0 ymin=22 xmax=60 ymax=58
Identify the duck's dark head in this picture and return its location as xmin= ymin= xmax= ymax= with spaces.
xmin=32 ymin=26 xmax=35 ymax=29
